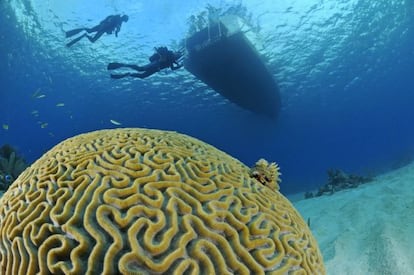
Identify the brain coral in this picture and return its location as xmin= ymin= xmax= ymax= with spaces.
xmin=0 ymin=128 xmax=325 ymax=275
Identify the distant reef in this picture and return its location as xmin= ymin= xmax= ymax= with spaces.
xmin=0 ymin=144 xmax=28 ymax=191
xmin=305 ymin=168 xmax=374 ymax=199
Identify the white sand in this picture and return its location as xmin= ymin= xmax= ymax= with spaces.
xmin=292 ymin=162 xmax=414 ymax=274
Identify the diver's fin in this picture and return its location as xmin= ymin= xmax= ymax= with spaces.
xmin=107 ymin=62 xmax=126 ymax=70
xmin=66 ymin=34 xmax=85 ymax=47
xmin=65 ymin=28 xmax=85 ymax=38
xmin=110 ymin=73 xmax=130 ymax=79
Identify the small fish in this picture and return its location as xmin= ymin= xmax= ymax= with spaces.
xmin=2 ymin=124 xmax=9 ymax=130
xmin=36 ymin=94 xmax=46 ymax=99
xmin=31 ymin=110 xmax=39 ymax=114
xmin=40 ymin=123 xmax=48 ymax=128
xmin=31 ymin=88 xmax=41 ymax=98
xmin=56 ymin=103 xmax=65 ymax=107
xmin=110 ymin=119 xmax=122 ymax=126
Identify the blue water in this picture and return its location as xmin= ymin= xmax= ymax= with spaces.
xmin=1 ymin=0 xmax=413 ymax=194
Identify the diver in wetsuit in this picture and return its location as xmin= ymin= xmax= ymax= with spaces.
xmin=107 ymin=47 xmax=184 ymax=79
xmin=65 ymin=14 xmax=129 ymax=47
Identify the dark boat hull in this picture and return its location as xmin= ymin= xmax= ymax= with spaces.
xmin=184 ymin=22 xmax=281 ymax=118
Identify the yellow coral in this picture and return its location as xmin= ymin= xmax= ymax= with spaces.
xmin=0 ymin=128 xmax=325 ymax=274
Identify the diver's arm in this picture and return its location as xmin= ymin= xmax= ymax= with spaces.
xmin=115 ymin=25 xmax=121 ymax=37
xmin=115 ymin=17 xmax=123 ymax=37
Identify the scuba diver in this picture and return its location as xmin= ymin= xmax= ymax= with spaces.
xmin=65 ymin=14 xmax=129 ymax=47
xmin=107 ymin=47 xmax=184 ymax=79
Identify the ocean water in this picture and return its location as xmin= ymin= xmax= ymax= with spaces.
xmin=1 ymin=0 xmax=413 ymax=195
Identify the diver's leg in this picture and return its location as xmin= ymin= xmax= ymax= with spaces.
xmin=124 ymin=64 xmax=144 ymax=71
xmin=111 ymin=70 xmax=155 ymax=79
xmin=86 ymin=31 xmax=104 ymax=43
xmin=85 ymin=25 xmax=100 ymax=33
xmin=65 ymin=28 xmax=87 ymax=38
xmin=128 ymin=62 xmax=157 ymax=72
xmin=66 ymin=34 xmax=87 ymax=47
xmin=110 ymin=73 xmax=131 ymax=79
xmin=107 ymin=62 xmax=127 ymax=70
xmin=129 ymin=73 xmax=148 ymax=79
xmin=107 ymin=63 xmax=143 ymax=71
xmin=130 ymin=68 xmax=157 ymax=79
xmin=110 ymin=64 xmax=159 ymax=79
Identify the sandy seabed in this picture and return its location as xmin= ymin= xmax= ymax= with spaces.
xmin=292 ymin=162 xmax=414 ymax=274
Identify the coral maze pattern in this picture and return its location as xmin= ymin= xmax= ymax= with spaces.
xmin=0 ymin=128 xmax=325 ymax=274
